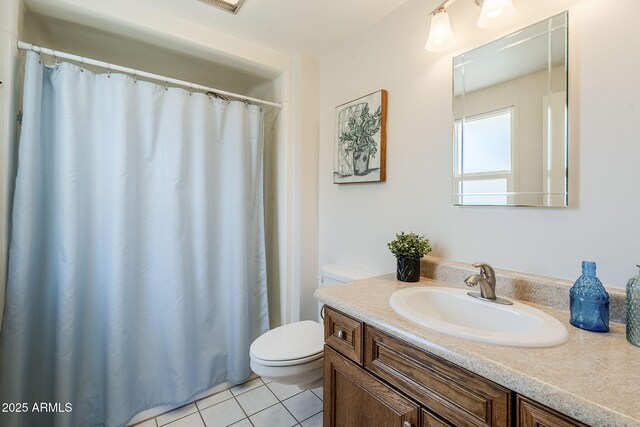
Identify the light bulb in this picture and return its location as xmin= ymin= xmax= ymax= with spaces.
xmin=487 ymin=8 xmax=504 ymax=18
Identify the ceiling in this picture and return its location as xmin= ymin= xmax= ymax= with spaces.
xmin=129 ymin=0 xmax=412 ymax=56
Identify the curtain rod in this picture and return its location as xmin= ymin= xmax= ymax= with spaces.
xmin=17 ymin=41 xmax=283 ymax=109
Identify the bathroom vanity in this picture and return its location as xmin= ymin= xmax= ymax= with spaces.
xmin=323 ymin=306 xmax=584 ymax=426
xmin=315 ymin=265 xmax=639 ymax=427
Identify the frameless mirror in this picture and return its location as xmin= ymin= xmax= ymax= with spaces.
xmin=453 ymin=12 xmax=568 ymax=207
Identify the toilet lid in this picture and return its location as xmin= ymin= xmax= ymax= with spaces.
xmin=250 ymin=320 xmax=324 ymax=363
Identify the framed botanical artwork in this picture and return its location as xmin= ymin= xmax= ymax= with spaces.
xmin=333 ymin=90 xmax=387 ymax=184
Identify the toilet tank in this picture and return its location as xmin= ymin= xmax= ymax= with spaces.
xmin=317 ymin=264 xmax=375 ymax=321
xmin=319 ymin=264 xmax=376 ymax=287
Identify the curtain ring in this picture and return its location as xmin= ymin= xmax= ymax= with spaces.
xmin=52 ymin=49 xmax=59 ymax=69
xmin=34 ymin=45 xmax=42 ymax=64
xmin=209 ymin=92 xmax=229 ymax=102
xmin=165 ymin=79 xmax=169 ymax=91
xmin=133 ymin=70 xmax=137 ymax=83
xmin=79 ymin=57 xmax=85 ymax=72
xmin=188 ymin=83 xmax=193 ymax=96
xmin=107 ymin=64 xmax=111 ymax=78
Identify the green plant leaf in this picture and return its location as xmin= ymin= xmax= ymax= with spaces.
xmin=387 ymin=231 xmax=432 ymax=259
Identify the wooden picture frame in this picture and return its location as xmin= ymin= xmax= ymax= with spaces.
xmin=333 ymin=90 xmax=387 ymax=184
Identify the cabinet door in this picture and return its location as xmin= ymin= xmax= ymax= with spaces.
xmin=517 ymin=395 xmax=588 ymax=427
xmin=364 ymin=326 xmax=511 ymax=427
xmin=324 ymin=346 xmax=420 ymax=427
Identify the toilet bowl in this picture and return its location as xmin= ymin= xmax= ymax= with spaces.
xmin=250 ymin=320 xmax=324 ymax=388
xmin=249 ymin=264 xmax=375 ymax=389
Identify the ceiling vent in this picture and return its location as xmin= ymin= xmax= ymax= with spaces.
xmin=197 ymin=0 xmax=246 ymax=14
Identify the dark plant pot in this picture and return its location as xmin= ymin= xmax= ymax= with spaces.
xmin=397 ymin=257 xmax=420 ymax=282
xmin=353 ymin=151 xmax=370 ymax=176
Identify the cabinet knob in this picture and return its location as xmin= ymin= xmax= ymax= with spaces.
xmin=337 ymin=330 xmax=345 ymax=339
xmin=403 ymin=421 xmax=412 ymax=427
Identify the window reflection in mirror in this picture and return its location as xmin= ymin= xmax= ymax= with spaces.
xmin=454 ymin=109 xmax=513 ymax=205
xmin=452 ymin=12 xmax=568 ymax=207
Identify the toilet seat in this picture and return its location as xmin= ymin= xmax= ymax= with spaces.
xmin=250 ymin=351 xmax=323 ymax=367
xmin=250 ymin=320 xmax=324 ymax=367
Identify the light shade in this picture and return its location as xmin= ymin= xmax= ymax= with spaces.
xmin=425 ymin=10 xmax=457 ymax=52
xmin=477 ymin=0 xmax=517 ymax=29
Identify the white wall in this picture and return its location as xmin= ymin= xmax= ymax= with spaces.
xmin=319 ymin=0 xmax=640 ymax=289
xmin=249 ymin=54 xmax=320 ymax=324
xmin=291 ymin=54 xmax=320 ymax=322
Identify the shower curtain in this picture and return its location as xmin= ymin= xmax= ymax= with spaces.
xmin=0 ymin=51 xmax=269 ymax=427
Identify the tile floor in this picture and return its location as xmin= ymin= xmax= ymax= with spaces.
xmin=133 ymin=378 xmax=323 ymax=427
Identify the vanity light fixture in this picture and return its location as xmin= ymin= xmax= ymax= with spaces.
xmin=425 ymin=7 xmax=457 ymax=52
xmin=424 ymin=0 xmax=517 ymax=52
xmin=197 ymin=0 xmax=246 ymax=15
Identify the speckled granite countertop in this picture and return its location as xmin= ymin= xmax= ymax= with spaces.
xmin=314 ymin=275 xmax=640 ymax=427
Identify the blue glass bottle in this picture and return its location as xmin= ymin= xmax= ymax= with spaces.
xmin=570 ymin=261 xmax=609 ymax=332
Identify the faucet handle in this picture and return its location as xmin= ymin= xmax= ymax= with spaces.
xmin=472 ymin=262 xmax=495 ymax=278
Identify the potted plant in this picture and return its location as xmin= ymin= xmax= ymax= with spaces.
xmin=387 ymin=232 xmax=432 ymax=282
xmin=338 ymin=103 xmax=382 ymax=176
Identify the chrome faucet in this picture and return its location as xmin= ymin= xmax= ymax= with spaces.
xmin=465 ymin=263 xmax=512 ymax=305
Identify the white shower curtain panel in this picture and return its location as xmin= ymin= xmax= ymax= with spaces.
xmin=0 ymin=51 xmax=269 ymax=427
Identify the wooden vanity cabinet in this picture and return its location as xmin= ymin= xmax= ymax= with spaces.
xmin=322 ymin=306 xmax=588 ymax=427
xmin=364 ymin=326 xmax=511 ymax=427
xmin=324 ymin=346 xmax=420 ymax=427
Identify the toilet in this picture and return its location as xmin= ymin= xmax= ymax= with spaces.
xmin=249 ymin=264 xmax=375 ymax=388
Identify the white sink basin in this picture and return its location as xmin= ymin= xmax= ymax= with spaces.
xmin=390 ymin=287 xmax=569 ymax=347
